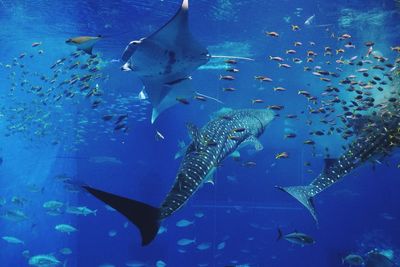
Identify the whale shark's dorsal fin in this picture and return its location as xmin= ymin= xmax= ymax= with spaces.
xmin=123 ymin=0 xmax=209 ymax=123
xmin=323 ymin=158 xmax=337 ymax=174
xmin=186 ymin=123 xmax=201 ymax=145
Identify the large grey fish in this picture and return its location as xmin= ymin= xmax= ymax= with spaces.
xmin=83 ymin=109 xmax=274 ymax=245
xmin=366 ymin=250 xmax=397 ymax=267
xmin=65 ymin=35 xmax=102 ymax=55
xmin=277 ymin=110 xmax=400 ymax=223
xmin=277 ymin=228 xmax=315 ymax=246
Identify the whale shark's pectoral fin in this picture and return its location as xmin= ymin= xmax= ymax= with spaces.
xmin=239 ymin=135 xmax=264 ymax=151
xmin=229 ymin=150 xmax=241 ymax=158
xmin=175 ymin=144 xmax=188 ymax=160
xmin=275 ymin=185 xmax=319 ymax=225
xmin=203 ymin=167 xmax=217 ymax=186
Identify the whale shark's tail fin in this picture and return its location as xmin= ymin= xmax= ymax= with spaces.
xmin=82 ymin=186 xmax=160 ymax=246
xmin=275 ymin=185 xmax=318 ymax=225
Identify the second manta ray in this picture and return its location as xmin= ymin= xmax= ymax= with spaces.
xmin=83 ymin=109 xmax=274 ymax=245
xmin=277 ymin=107 xmax=400 ymax=223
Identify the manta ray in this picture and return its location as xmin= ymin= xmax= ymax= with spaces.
xmin=121 ymin=0 xmax=252 ymax=123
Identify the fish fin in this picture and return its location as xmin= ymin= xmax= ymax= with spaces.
xmin=277 ymin=228 xmax=283 ymax=241
xmin=204 ymin=167 xmax=217 ymax=185
xmin=229 ymin=150 xmax=241 ymax=158
xmin=82 ymin=46 xmax=93 ymax=55
xmin=323 ymin=158 xmax=337 ymax=173
xmin=174 ymin=144 xmax=188 ymax=159
xmin=240 ymin=135 xmax=263 ymax=151
xmin=82 ymin=186 xmax=160 ymax=246
xmin=275 ymin=185 xmax=318 ymax=225
xmin=145 ymin=78 xmax=194 ymax=124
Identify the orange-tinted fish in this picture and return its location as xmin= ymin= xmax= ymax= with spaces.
xmin=266 ymin=31 xmax=279 ymax=37
xmin=194 ymin=95 xmax=207 ymax=101
xmin=291 ymin=25 xmax=300 ymax=31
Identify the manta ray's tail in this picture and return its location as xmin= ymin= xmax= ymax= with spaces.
xmin=275 ymin=185 xmax=319 ymax=225
xmin=82 ymin=186 xmax=160 ymax=246
xmin=210 ymin=55 xmax=255 ymax=61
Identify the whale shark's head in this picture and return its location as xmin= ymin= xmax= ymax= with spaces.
xmin=252 ymin=109 xmax=275 ymax=130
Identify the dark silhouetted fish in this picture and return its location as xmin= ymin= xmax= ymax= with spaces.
xmin=365 ymin=250 xmax=396 ymax=267
xmin=83 ymin=109 xmax=274 ymax=245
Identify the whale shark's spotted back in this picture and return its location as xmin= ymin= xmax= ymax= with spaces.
xmin=160 ymin=109 xmax=273 ymax=218
xmin=83 ymin=109 xmax=274 ymax=245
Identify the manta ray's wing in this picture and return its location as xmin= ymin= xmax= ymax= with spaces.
xmin=127 ymin=0 xmax=209 ymax=123
xmin=142 ymin=77 xmax=195 ymax=123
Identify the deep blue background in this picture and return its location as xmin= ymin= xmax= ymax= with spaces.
xmin=0 ymin=0 xmax=399 ymax=266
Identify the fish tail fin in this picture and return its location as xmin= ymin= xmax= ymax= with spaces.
xmin=82 ymin=186 xmax=160 ymax=246
xmin=277 ymin=228 xmax=283 ymax=241
xmin=275 ymin=185 xmax=318 ymax=225
xmin=93 ymin=209 xmax=97 ymax=216
xmin=82 ymin=47 xmax=93 ymax=55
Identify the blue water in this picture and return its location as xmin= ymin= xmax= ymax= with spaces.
xmin=0 ymin=0 xmax=399 ymax=266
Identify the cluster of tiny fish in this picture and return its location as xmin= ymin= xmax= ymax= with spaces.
xmin=0 ymin=46 xmax=149 ymax=150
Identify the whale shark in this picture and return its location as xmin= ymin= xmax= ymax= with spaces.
xmin=277 ymin=107 xmax=400 ymax=224
xmin=83 ymin=109 xmax=274 ymax=245
xmin=121 ymin=0 xmax=253 ymax=123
